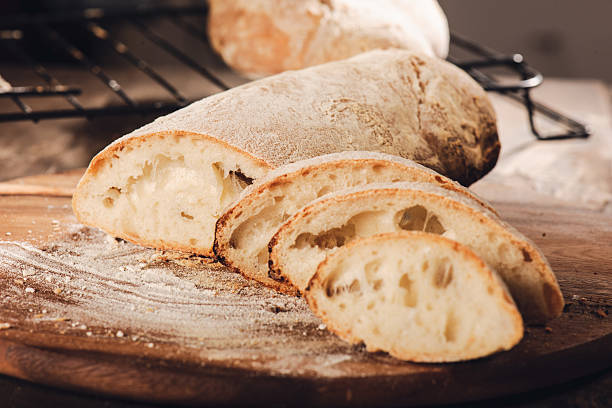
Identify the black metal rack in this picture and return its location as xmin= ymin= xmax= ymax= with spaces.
xmin=0 ymin=6 xmax=589 ymax=140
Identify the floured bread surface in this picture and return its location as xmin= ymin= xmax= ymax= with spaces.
xmin=306 ymin=232 xmax=524 ymax=362
xmin=72 ymin=132 xmax=270 ymax=256
xmin=215 ymin=151 xmax=496 ymax=294
xmin=269 ymin=182 xmax=563 ymax=323
xmin=208 ymin=0 xmax=449 ymax=77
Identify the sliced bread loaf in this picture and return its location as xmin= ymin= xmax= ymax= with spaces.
xmin=73 ymin=49 xmax=499 ymax=257
xmin=269 ymin=182 xmax=563 ymax=323
xmin=214 ymin=151 xmax=496 ymax=294
xmin=306 ymin=231 xmax=524 ymax=362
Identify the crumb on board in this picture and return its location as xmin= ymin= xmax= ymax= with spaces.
xmin=0 ymin=323 xmax=11 ymax=330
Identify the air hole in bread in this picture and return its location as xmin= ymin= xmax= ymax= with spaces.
xmin=103 ymin=197 xmax=114 ymax=208
xmin=180 ymin=211 xmax=194 ymax=220
xmin=293 ymin=223 xmax=356 ymax=250
xmin=424 ymin=215 xmax=445 ymax=234
xmin=102 ymin=187 xmax=121 ymax=208
xmin=367 ymin=301 xmax=375 ymax=310
xmin=399 ymin=273 xmax=418 ymax=307
xmin=421 ymin=260 xmax=430 ymax=273
xmin=230 ymin=205 xmax=280 ymax=250
xmin=396 ymin=206 xmax=446 ymax=235
xmin=396 ymin=205 xmax=427 ymax=230
xmin=433 ymin=260 xmax=453 ymax=289
xmin=189 ymin=238 xmax=197 ymax=246
xmin=212 ymin=162 xmax=254 ymax=214
xmin=444 ymin=310 xmax=458 ymax=342
xmin=324 ymin=271 xmax=362 ymax=298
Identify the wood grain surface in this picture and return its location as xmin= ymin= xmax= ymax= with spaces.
xmin=0 ymin=171 xmax=610 ymax=407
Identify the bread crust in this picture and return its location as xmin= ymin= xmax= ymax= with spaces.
xmin=268 ymin=182 xmax=563 ymax=323
xmin=208 ymin=0 xmax=449 ymax=77
xmin=306 ymin=231 xmax=524 ymax=362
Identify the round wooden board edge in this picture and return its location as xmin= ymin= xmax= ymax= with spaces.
xmin=0 ymin=333 xmax=610 ymax=407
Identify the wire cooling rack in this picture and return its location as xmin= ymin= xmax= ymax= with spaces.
xmin=0 ymin=5 xmax=589 ymax=140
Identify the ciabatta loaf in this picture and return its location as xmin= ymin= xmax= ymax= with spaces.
xmin=269 ymin=182 xmax=563 ymax=323
xmin=73 ymin=50 xmax=499 ymax=256
xmin=306 ymin=232 xmax=524 ymax=362
xmin=208 ymin=0 xmax=449 ymax=77
xmin=215 ymin=151 xmax=496 ymax=294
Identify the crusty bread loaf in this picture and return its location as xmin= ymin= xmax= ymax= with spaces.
xmin=208 ymin=0 xmax=449 ymax=77
xmin=268 ymin=182 xmax=563 ymax=323
xmin=215 ymin=151 xmax=496 ymax=294
xmin=306 ymin=231 xmax=524 ymax=362
xmin=73 ymin=50 xmax=499 ymax=256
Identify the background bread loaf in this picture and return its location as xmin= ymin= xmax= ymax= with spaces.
xmin=208 ymin=0 xmax=449 ymax=77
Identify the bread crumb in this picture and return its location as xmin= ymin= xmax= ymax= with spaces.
xmin=86 ymin=331 xmax=92 ymax=336
xmin=5 ymin=232 xmax=11 ymax=236
xmin=53 ymin=288 xmax=62 ymax=295
xmin=25 ymin=287 xmax=35 ymax=294
xmin=0 ymin=323 xmax=11 ymax=330
xmin=318 ymin=324 xmax=327 ymax=330
xmin=116 ymin=330 xmax=124 ymax=338
xmin=545 ymin=326 xmax=553 ymax=333
xmin=595 ymin=309 xmax=607 ymax=318
xmin=146 ymin=342 xmax=154 ymax=348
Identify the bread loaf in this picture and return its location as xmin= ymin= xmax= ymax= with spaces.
xmin=215 ymin=151 xmax=496 ymax=294
xmin=208 ymin=0 xmax=449 ymax=77
xmin=73 ymin=49 xmax=499 ymax=257
xmin=268 ymin=182 xmax=563 ymax=323
xmin=306 ymin=231 xmax=524 ymax=362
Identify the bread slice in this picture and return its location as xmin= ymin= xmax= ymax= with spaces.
xmin=73 ymin=49 xmax=499 ymax=256
xmin=306 ymin=231 xmax=524 ymax=362
xmin=208 ymin=0 xmax=449 ymax=77
xmin=269 ymin=182 xmax=563 ymax=323
xmin=215 ymin=151 xmax=496 ymax=294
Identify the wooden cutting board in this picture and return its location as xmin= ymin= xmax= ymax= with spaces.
xmin=0 ymin=170 xmax=610 ymax=407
